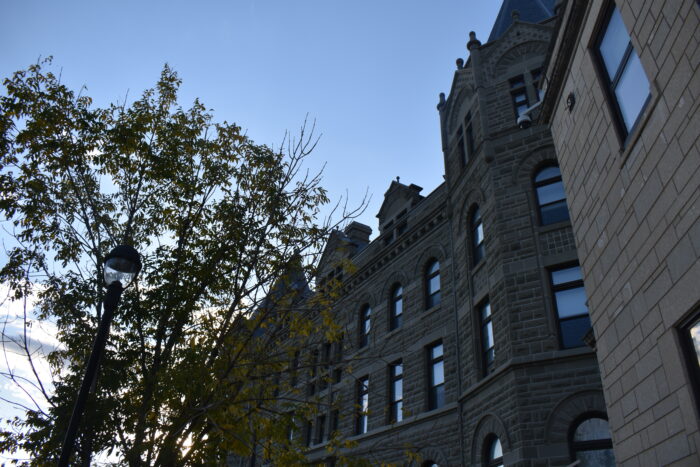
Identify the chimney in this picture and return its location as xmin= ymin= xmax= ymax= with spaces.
xmin=344 ymin=222 xmax=372 ymax=245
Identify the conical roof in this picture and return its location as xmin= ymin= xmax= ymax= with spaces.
xmin=487 ymin=0 xmax=556 ymax=42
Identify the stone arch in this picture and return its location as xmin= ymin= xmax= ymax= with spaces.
xmin=413 ymin=245 xmax=447 ymax=310
xmin=545 ymin=390 xmax=608 ymax=445
xmin=381 ymin=270 xmax=408 ymax=328
xmin=469 ymin=413 xmax=511 ymax=466
xmin=512 ymin=144 xmax=559 ymax=187
xmin=492 ymin=40 xmax=550 ymax=77
xmin=413 ymin=446 xmax=448 ymax=466
xmin=412 ymin=244 xmax=447 ymax=278
xmin=457 ymin=186 xmax=487 ymax=233
xmin=447 ymin=84 xmax=476 ymax=137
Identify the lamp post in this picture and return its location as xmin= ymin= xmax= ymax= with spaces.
xmin=58 ymin=245 xmax=141 ymax=466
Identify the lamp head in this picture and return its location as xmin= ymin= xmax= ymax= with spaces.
xmin=517 ymin=114 xmax=532 ymax=129
xmin=104 ymin=245 xmax=141 ymax=287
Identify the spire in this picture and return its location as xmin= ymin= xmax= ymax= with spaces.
xmin=487 ymin=0 xmax=556 ymax=42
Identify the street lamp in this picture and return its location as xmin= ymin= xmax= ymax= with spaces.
xmin=58 ymin=245 xmax=141 ymax=467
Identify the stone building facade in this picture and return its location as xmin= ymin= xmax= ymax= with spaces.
xmin=541 ymin=0 xmax=700 ymax=465
xmin=296 ymin=1 xmax=623 ymax=465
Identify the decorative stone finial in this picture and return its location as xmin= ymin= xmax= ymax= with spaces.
xmin=467 ymin=31 xmax=481 ymax=51
xmin=437 ymin=92 xmax=446 ymax=111
xmin=456 ymin=58 xmax=464 ymax=69
xmin=512 ymin=10 xmax=520 ymax=20
xmin=396 ymin=176 xmax=400 ymax=183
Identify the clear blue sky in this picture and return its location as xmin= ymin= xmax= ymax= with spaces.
xmin=1 ymin=0 xmax=502 ymax=237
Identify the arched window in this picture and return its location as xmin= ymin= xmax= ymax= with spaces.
xmin=483 ymin=435 xmax=504 ymax=467
xmin=426 ymin=260 xmax=440 ymax=308
xmin=534 ymin=165 xmax=570 ymax=225
xmin=570 ymin=416 xmax=615 ymax=466
xmin=389 ymin=284 xmax=403 ymax=330
xmin=472 ymin=207 xmax=485 ymax=264
xmin=359 ymin=305 xmax=371 ymax=348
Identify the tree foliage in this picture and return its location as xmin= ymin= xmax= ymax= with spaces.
xmin=0 ymin=59 xmax=357 ymax=465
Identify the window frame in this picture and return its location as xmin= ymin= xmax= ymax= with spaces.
xmin=427 ymin=341 xmax=445 ymax=410
xmin=679 ymin=310 xmax=700 ymax=419
xmin=388 ymin=360 xmax=404 ymax=423
xmin=359 ymin=304 xmax=371 ymax=348
xmin=510 ymin=75 xmax=530 ymax=118
xmin=483 ymin=434 xmax=504 ymax=467
xmin=356 ymin=376 xmax=369 ymax=434
xmin=568 ymin=413 xmax=615 ymax=464
xmin=389 ymin=283 xmax=403 ymax=331
xmin=479 ymin=299 xmax=495 ymax=376
xmin=592 ymin=2 xmax=651 ymax=144
xmin=471 ymin=206 xmax=485 ymax=265
xmin=426 ymin=260 xmax=441 ymax=309
xmin=549 ymin=264 xmax=591 ymax=349
xmin=534 ymin=164 xmax=570 ymax=226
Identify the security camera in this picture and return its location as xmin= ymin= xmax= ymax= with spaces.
xmin=515 ymin=100 xmax=542 ymax=130
xmin=517 ymin=114 xmax=532 ymax=129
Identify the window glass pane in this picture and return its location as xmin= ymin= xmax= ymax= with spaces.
xmin=490 ymin=437 xmax=503 ymax=459
xmin=394 ymin=285 xmax=403 ymax=299
xmin=434 ymin=384 xmax=445 ymax=408
xmin=394 ymin=297 xmax=403 ymax=317
xmin=576 ymin=448 xmax=616 ymax=467
xmin=433 ymin=360 xmax=444 ymax=385
xmin=429 ymin=274 xmax=440 ymax=294
xmin=615 ymin=50 xmax=650 ymax=131
xmin=393 ymin=362 xmax=403 ymax=376
xmin=690 ymin=319 xmax=700 ymax=366
xmin=535 ymin=165 xmax=561 ymax=182
xmin=552 ymin=266 xmax=582 ymax=285
xmin=484 ymin=321 xmax=494 ymax=349
xmin=510 ymin=76 xmax=525 ymax=88
xmin=560 ymin=315 xmax=592 ymax=348
xmin=475 ymin=222 xmax=484 ymax=244
xmin=536 ymin=181 xmax=566 ymax=205
xmin=395 ymin=400 xmax=403 ymax=422
xmin=482 ymin=302 xmax=491 ymax=320
xmin=516 ymin=103 xmax=529 ymax=117
xmin=599 ymin=8 xmax=629 ymax=78
xmin=555 ymin=287 xmax=588 ymax=318
xmin=574 ymin=418 xmax=611 ymax=441
xmin=428 ymin=261 xmax=439 ymax=275
xmin=394 ymin=379 xmax=403 ymax=400
xmin=540 ymin=201 xmax=570 ymax=225
xmin=485 ymin=347 xmax=495 ymax=364
xmin=431 ymin=343 xmax=443 ymax=359
xmin=514 ymin=92 xmax=528 ymax=103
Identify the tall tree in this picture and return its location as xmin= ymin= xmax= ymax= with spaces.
xmin=0 ymin=59 xmax=357 ymax=465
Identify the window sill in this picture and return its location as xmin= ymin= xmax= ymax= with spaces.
xmin=471 ymin=258 xmax=486 ymax=276
xmin=421 ymin=303 xmax=442 ymax=319
xmin=385 ymin=326 xmax=401 ymax=340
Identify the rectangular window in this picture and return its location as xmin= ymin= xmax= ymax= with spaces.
xmin=356 ymin=376 xmax=369 ymax=434
xmin=479 ymin=300 xmax=495 ymax=375
xmin=389 ymin=360 xmax=403 ymax=423
xmin=510 ymin=75 xmax=529 ymax=117
xmin=330 ymin=409 xmax=339 ymax=437
xmin=550 ymin=265 xmax=591 ymax=349
xmin=315 ymin=414 xmax=327 ymax=444
xmin=359 ymin=306 xmax=371 ymax=348
xmin=428 ymin=342 xmax=445 ymax=410
xmin=681 ymin=314 xmax=700 ymax=417
xmin=531 ymin=68 xmax=543 ymax=101
xmin=305 ymin=420 xmax=313 ymax=447
xmin=595 ymin=5 xmax=650 ymax=139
